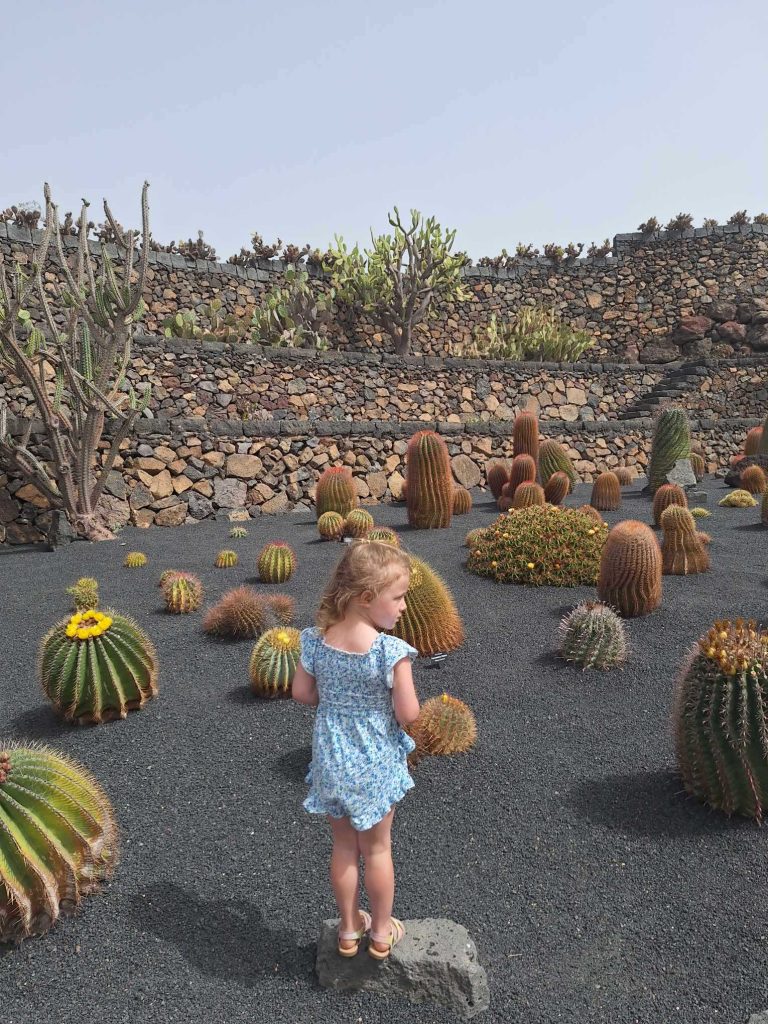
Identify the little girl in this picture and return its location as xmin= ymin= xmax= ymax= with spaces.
xmin=292 ymin=539 xmax=420 ymax=960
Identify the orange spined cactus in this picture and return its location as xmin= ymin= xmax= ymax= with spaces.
xmin=597 ymin=520 xmax=662 ymax=618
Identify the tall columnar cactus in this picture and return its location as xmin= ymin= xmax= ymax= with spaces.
xmin=674 ymin=618 xmax=768 ymax=820
xmin=590 ymin=472 xmax=621 ymax=511
xmin=66 ymin=577 xmax=99 ymax=612
xmin=597 ymin=520 xmax=662 ymax=618
xmin=513 ymin=409 xmax=539 ymax=466
xmin=539 ymin=440 xmax=578 ymax=490
xmin=740 ymin=465 xmax=767 ymax=494
xmin=406 ymin=694 xmax=477 ymax=767
xmin=39 ymin=609 xmax=158 ymax=724
xmin=452 ymin=486 xmax=472 ymax=515
xmin=652 ymin=482 xmax=688 ymax=527
xmin=249 ymin=627 xmax=301 ymax=697
xmin=659 ymin=505 xmax=710 ymax=575
xmin=315 ymin=466 xmax=359 ymax=518
xmin=405 ymin=430 xmax=454 ymax=529
xmin=258 ymin=542 xmax=297 ymax=583
xmin=343 ymin=509 xmax=375 ymax=537
xmin=558 ymin=601 xmax=628 ymax=670
xmin=164 ymin=573 xmax=203 ymax=614
xmin=512 ymin=481 xmax=545 ymax=509
xmin=0 ymin=743 xmax=119 ymax=942
xmin=317 ymin=511 xmax=345 ymax=540
xmin=745 ymin=426 xmax=763 ymax=456
xmin=486 ymin=460 xmax=511 ymax=499
xmin=647 ymin=407 xmax=692 ymax=494
xmin=543 ymin=471 xmax=569 ymax=506
xmin=391 ymin=555 xmax=464 ymax=656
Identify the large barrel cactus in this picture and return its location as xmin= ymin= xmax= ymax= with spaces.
xmin=597 ymin=520 xmax=662 ymax=618
xmin=647 ymin=407 xmax=692 ymax=494
xmin=39 ymin=609 xmax=158 ymax=724
xmin=405 ymin=430 xmax=454 ymax=529
xmin=652 ymin=482 xmax=687 ymax=527
xmin=674 ymin=618 xmax=768 ymax=820
xmin=343 ymin=509 xmax=374 ymax=538
xmin=0 ymin=743 xmax=119 ymax=942
xmin=659 ymin=505 xmax=710 ymax=575
xmin=249 ymin=627 xmax=301 ymax=697
xmin=258 ymin=542 xmax=297 ymax=583
xmin=407 ymin=694 xmax=477 ymax=767
xmin=513 ymin=409 xmax=539 ymax=466
xmin=558 ymin=601 xmax=628 ymax=670
xmin=391 ymin=556 xmax=464 ymax=656
xmin=539 ymin=439 xmax=578 ymax=490
xmin=590 ymin=472 xmax=621 ymax=511
xmin=543 ymin=471 xmax=569 ymax=506
xmin=315 ymin=466 xmax=358 ymax=518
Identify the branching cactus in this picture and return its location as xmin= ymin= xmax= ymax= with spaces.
xmin=315 ymin=466 xmax=358 ymax=518
xmin=647 ymin=407 xmax=692 ymax=494
xmin=164 ymin=573 xmax=203 ymax=614
xmin=539 ymin=439 xmax=578 ymax=490
xmin=513 ymin=409 xmax=539 ymax=467
xmin=406 ymin=693 xmax=477 ymax=767
xmin=512 ymin=481 xmax=545 ymax=509
xmin=590 ymin=472 xmax=621 ymax=511
xmin=659 ymin=505 xmax=710 ymax=575
xmin=652 ymin=482 xmax=687 ymax=527
xmin=249 ymin=627 xmax=300 ymax=697
xmin=453 ymin=486 xmax=472 ymax=514
xmin=317 ymin=511 xmax=345 ymax=540
xmin=215 ymin=550 xmax=238 ymax=568
xmin=344 ymin=509 xmax=374 ymax=537
xmin=405 ymin=430 xmax=454 ymax=529
xmin=39 ymin=609 xmax=158 ymax=723
xmin=391 ymin=555 xmax=464 ymax=656
xmin=544 ymin=471 xmax=569 ymax=506
xmin=745 ymin=426 xmax=763 ymax=456
xmin=674 ymin=619 xmax=768 ymax=820
xmin=66 ymin=577 xmax=99 ymax=612
xmin=597 ymin=520 xmax=662 ymax=618
xmin=258 ymin=542 xmax=296 ymax=583
xmin=558 ymin=601 xmax=628 ymax=670
xmin=0 ymin=743 xmax=118 ymax=942
xmin=740 ymin=465 xmax=767 ymax=494
xmin=486 ymin=460 xmax=511 ymax=499
xmin=202 ymin=587 xmax=267 ymax=639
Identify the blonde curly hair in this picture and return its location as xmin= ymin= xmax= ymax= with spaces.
xmin=316 ymin=539 xmax=411 ymax=630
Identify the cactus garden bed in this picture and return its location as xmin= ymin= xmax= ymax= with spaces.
xmin=2 ymin=474 xmax=768 ymax=1024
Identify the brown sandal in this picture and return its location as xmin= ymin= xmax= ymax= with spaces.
xmin=368 ymin=917 xmax=405 ymax=960
xmin=337 ymin=910 xmax=372 ymax=957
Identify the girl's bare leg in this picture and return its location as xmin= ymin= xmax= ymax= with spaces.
xmin=358 ymin=807 xmax=395 ymax=951
xmin=328 ymin=815 xmax=364 ymax=945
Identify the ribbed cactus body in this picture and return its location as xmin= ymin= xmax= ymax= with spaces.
xmin=674 ymin=619 xmax=768 ymax=820
xmin=316 ymin=467 xmax=358 ymax=518
xmin=740 ymin=465 xmax=767 ymax=494
xmin=452 ymin=486 xmax=472 ymax=515
xmin=544 ymin=471 xmax=569 ymax=506
xmin=513 ymin=410 xmax=539 ymax=466
xmin=577 ymin=504 xmax=603 ymax=524
xmin=486 ymin=461 xmax=511 ymax=499
xmin=203 ymin=587 xmax=266 ymax=639
xmin=343 ymin=509 xmax=374 ymax=537
xmin=719 ymin=489 xmax=758 ymax=507
xmin=513 ymin=482 xmax=545 ymax=509
xmin=614 ymin=467 xmax=634 ymax=485
xmin=745 ymin=426 xmax=763 ymax=455
xmin=558 ymin=601 xmax=628 ymax=670
xmin=67 ymin=577 xmax=99 ymax=612
xmin=597 ymin=520 xmax=662 ymax=618
xmin=258 ymin=542 xmax=296 ymax=583
xmin=0 ymin=744 xmax=118 ymax=942
xmin=249 ymin=627 xmax=300 ymax=697
xmin=659 ymin=505 xmax=710 ymax=575
xmin=123 ymin=552 xmax=147 ymax=568
xmin=652 ymin=483 xmax=687 ymax=527
xmin=229 ymin=526 xmax=248 ymax=539
xmin=391 ymin=556 xmax=464 ymax=656
xmin=407 ymin=694 xmax=477 ymax=767
xmin=647 ymin=407 xmax=692 ymax=493
xmin=39 ymin=610 xmax=158 ymax=724
xmin=317 ymin=511 xmax=345 ymax=540
xmin=590 ymin=472 xmax=621 ymax=511
xmin=539 ymin=440 xmax=578 ymax=490
xmin=405 ymin=430 xmax=454 ymax=529
xmin=502 ymin=454 xmax=537 ymax=499
xmin=690 ymin=452 xmax=705 ymax=481
xmin=164 ymin=574 xmax=203 ymax=613
xmin=215 ymin=549 xmax=238 ymax=568
xmin=368 ymin=527 xmax=400 ymax=546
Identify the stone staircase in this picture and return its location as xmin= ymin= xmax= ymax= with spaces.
xmin=619 ymin=362 xmax=709 ymax=420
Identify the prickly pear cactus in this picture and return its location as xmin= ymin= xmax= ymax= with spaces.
xmin=558 ymin=601 xmax=628 ymax=670
xmin=258 ymin=542 xmax=296 ymax=583
xmin=249 ymin=627 xmax=301 ymax=697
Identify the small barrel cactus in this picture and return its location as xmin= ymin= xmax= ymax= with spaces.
xmin=543 ymin=471 xmax=569 ymax=506
xmin=215 ymin=549 xmax=238 ymax=568
xmin=368 ymin=527 xmax=401 ymax=546
xmin=66 ymin=577 xmax=99 ymax=612
xmin=690 ymin=507 xmax=711 ymax=518
xmin=719 ymin=489 xmax=758 ymax=508
xmin=391 ymin=556 xmax=464 ymax=657
xmin=539 ymin=439 xmax=578 ymax=490
xmin=647 ymin=407 xmax=692 ymax=494
xmin=249 ymin=627 xmax=301 ymax=698
xmin=558 ymin=601 xmax=628 ymax=670
xmin=513 ymin=409 xmax=539 ymax=466
xmin=590 ymin=472 xmax=621 ymax=511
xmin=614 ymin=467 xmax=634 ymax=485
xmin=39 ymin=609 xmax=158 ymax=724
xmin=202 ymin=587 xmax=266 ymax=639
xmin=229 ymin=526 xmax=248 ymax=539
xmin=674 ymin=619 xmax=768 ymax=820
xmin=464 ymin=526 xmax=490 ymax=549
xmin=317 ymin=510 xmax=345 ymax=540
xmin=405 ymin=430 xmax=454 ymax=529
xmin=745 ymin=425 xmax=764 ymax=455
xmin=453 ymin=486 xmax=472 ymax=515
xmin=164 ymin=573 xmax=203 ymax=614
xmin=268 ymin=594 xmax=295 ymax=626
xmin=258 ymin=542 xmax=296 ymax=583
xmin=502 ymin=454 xmax=537 ymax=500
xmin=653 ymin=482 xmax=687 ymax=526
xmin=659 ymin=505 xmax=710 ymax=575
xmin=0 ymin=743 xmax=119 ymax=942
xmin=512 ymin=481 xmax=545 ymax=509
xmin=486 ymin=460 xmax=511 ymax=499
xmin=597 ymin=520 xmax=662 ymax=618
xmin=158 ymin=568 xmax=183 ymax=590
xmin=690 ymin=452 xmax=705 ymax=481
xmin=740 ymin=464 xmax=767 ymax=494
xmin=577 ymin=504 xmax=603 ymax=525
xmin=407 ymin=694 xmax=477 ymax=767
xmin=316 ymin=466 xmax=358 ymax=518
xmin=123 ymin=552 xmax=147 ymax=568
xmin=344 ymin=508 xmax=375 ymax=538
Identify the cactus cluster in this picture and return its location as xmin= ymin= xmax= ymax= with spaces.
xmin=343 ymin=509 xmax=374 ymax=538
xmin=539 ymin=439 xmax=578 ymax=490
xmin=163 ymin=572 xmax=203 ymax=613
xmin=590 ymin=472 xmax=621 ymax=511
xmin=66 ymin=577 xmax=99 ymax=612
xmin=659 ymin=505 xmax=710 ymax=575
xmin=597 ymin=520 xmax=662 ymax=618
xmin=653 ymin=483 xmax=688 ymax=526
xmin=249 ymin=627 xmax=301 ymax=697
xmin=0 ymin=744 xmax=119 ymax=942
xmin=558 ymin=601 xmax=628 ymax=670
xmin=718 ymin=489 xmax=758 ymax=508
xmin=315 ymin=466 xmax=358 ymax=518
xmin=390 ymin=556 xmax=464 ymax=657
xmin=405 ymin=430 xmax=454 ymax=529
xmin=453 ymin=486 xmax=472 ymax=515
xmin=258 ymin=542 xmax=296 ymax=583
xmin=674 ymin=619 xmax=768 ymax=820
xmin=215 ymin=549 xmax=238 ymax=568
xmin=39 ymin=609 xmax=158 ymax=724
xmin=406 ymin=694 xmax=477 ymax=767
xmin=647 ymin=407 xmax=692 ymax=494
xmin=123 ymin=552 xmax=147 ymax=568
xmin=317 ymin=511 xmax=346 ymax=540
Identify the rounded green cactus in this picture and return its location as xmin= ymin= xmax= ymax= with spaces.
xmin=163 ymin=573 xmax=203 ymax=613
xmin=317 ymin=511 xmax=345 ymax=540
xmin=391 ymin=555 xmax=464 ymax=657
xmin=39 ymin=609 xmax=158 ymax=724
xmin=215 ymin=549 xmax=239 ymax=568
xmin=249 ymin=627 xmax=301 ymax=697
xmin=405 ymin=430 xmax=453 ymax=529
xmin=123 ymin=552 xmax=147 ymax=568
xmin=258 ymin=542 xmax=296 ymax=583
xmin=647 ymin=407 xmax=692 ymax=494
xmin=558 ymin=601 xmax=628 ymax=670
xmin=368 ymin=527 xmax=401 ymax=546
xmin=66 ymin=577 xmax=99 ymax=612
xmin=315 ymin=466 xmax=358 ymax=518
xmin=343 ymin=508 xmax=374 ymax=538
xmin=0 ymin=743 xmax=119 ymax=942
xmin=229 ymin=526 xmax=248 ymax=539
xmin=539 ymin=439 xmax=578 ymax=490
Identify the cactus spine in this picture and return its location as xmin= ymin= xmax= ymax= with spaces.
xmin=652 ymin=483 xmax=688 ymax=526
xmin=558 ymin=601 xmax=628 ymax=670
xmin=659 ymin=505 xmax=710 ymax=575
xmin=0 ymin=744 xmax=118 ymax=942
xmin=215 ymin=549 xmax=238 ymax=568
xmin=257 ymin=542 xmax=296 ymax=583
xmin=647 ymin=407 xmax=692 ymax=494
xmin=391 ymin=556 xmax=464 ymax=657
xmin=512 ymin=481 xmax=545 ymax=509
xmin=315 ymin=466 xmax=358 ymax=518
xmin=344 ymin=509 xmax=375 ymax=537
xmin=590 ymin=472 xmax=621 ymax=511
xmin=407 ymin=694 xmax=477 ymax=767
xmin=539 ymin=440 xmax=577 ymax=490
xmin=513 ymin=409 xmax=539 ymax=466
xmin=405 ymin=430 xmax=454 ymax=529
xmin=317 ymin=511 xmax=345 ymax=540
xmin=249 ymin=627 xmax=300 ymax=697
xmin=543 ymin=471 xmax=569 ymax=506
xmin=452 ymin=486 xmax=472 ymax=515
xmin=597 ymin=520 xmax=662 ymax=618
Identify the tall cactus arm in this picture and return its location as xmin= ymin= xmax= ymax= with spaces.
xmin=0 ymin=402 xmax=62 ymax=502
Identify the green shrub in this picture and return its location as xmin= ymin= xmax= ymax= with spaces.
xmin=465 ymin=306 xmax=594 ymax=362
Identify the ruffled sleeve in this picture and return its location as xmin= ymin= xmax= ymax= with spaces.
xmin=380 ymin=634 xmax=419 ymax=688
xmin=300 ymin=627 xmax=321 ymax=676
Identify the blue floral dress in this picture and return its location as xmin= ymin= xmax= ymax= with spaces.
xmin=299 ymin=626 xmax=418 ymax=831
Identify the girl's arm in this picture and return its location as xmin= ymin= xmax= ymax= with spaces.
xmin=292 ymin=664 xmax=319 ymax=707
xmin=391 ymin=658 xmax=420 ymax=726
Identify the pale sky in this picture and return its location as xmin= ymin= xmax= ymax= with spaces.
xmin=3 ymin=0 xmax=766 ymax=261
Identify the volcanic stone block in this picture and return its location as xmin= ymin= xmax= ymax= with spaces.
xmin=315 ymin=917 xmax=489 ymax=1019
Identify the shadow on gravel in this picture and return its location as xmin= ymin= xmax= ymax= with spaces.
xmin=273 ymin=744 xmax=312 ymax=784
xmin=126 ymin=882 xmax=314 ymax=982
xmin=571 ymin=771 xmax=756 ymax=837
xmin=9 ymin=704 xmax=66 ymax=740
xmin=225 ymin=685 xmax=258 ymax=705
xmin=734 ymin=522 xmax=764 ymax=532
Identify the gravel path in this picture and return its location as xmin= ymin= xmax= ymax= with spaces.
xmin=2 ymin=476 xmax=768 ymax=1024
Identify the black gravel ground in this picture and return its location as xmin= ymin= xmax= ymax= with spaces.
xmin=2 ymin=476 xmax=768 ymax=1024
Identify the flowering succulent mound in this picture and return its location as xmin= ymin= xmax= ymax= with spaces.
xmin=368 ymin=527 xmax=400 ymax=546
xmin=258 ymin=542 xmax=296 ymax=583
xmin=123 ymin=552 xmax=147 ymax=568
xmin=466 ymin=505 xmax=608 ymax=586
xmin=674 ymin=619 xmax=768 ymax=820
xmin=0 ymin=743 xmax=118 ymax=942
xmin=719 ymin=489 xmax=758 ymax=508
xmin=66 ymin=577 xmax=99 ymax=612
xmin=317 ymin=511 xmax=345 ymax=540
xmin=577 ymin=504 xmax=603 ymax=525
xmin=558 ymin=601 xmax=628 ymax=670
xmin=39 ymin=609 xmax=158 ymax=724
xmin=249 ymin=627 xmax=301 ymax=698
xmin=215 ymin=549 xmax=238 ymax=568
xmin=343 ymin=509 xmax=374 ymax=538
xmin=406 ymin=694 xmax=477 ymax=767
xmin=464 ymin=526 xmax=490 ymax=549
